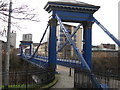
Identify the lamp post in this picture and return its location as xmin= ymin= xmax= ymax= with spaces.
xmin=4 ymin=0 xmax=12 ymax=88
xmin=118 ymin=1 xmax=120 ymax=75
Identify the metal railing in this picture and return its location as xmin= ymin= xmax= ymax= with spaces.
xmin=2 ymin=68 xmax=55 ymax=89
xmin=74 ymin=68 xmax=120 ymax=88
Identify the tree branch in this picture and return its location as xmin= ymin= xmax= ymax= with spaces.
xmin=0 ymin=0 xmax=40 ymax=29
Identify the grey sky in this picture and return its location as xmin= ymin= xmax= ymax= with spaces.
xmin=7 ymin=0 xmax=120 ymax=47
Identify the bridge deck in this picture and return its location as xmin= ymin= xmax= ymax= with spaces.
xmin=20 ymin=55 xmax=82 ymax=68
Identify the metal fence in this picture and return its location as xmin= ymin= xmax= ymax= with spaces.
xmin=94 ymin=72 xmax=120 ymax=88
xmin=2 ymin=68 xmax=55 ymax=89
xmin=74 ymin=68 xmax=120 ymax=89
xmin=74 ymin=68 xmax=93 ymax=88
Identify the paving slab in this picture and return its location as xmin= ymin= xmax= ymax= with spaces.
xmin=51 ymin=65 xmax=74 ymax=89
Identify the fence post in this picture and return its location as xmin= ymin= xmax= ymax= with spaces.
xmin=26 ymin=70 xmax=27 ymax=90
xmin=15 ymin=72 xmax=17 ymax=86
xmin=69 ymin=68 xmax=72 ymax=76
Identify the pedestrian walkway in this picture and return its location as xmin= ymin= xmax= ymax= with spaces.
xmin=51 ymin=65 xmax=74 ymax=88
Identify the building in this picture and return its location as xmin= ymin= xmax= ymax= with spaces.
xmin=33 ymin=42 xmax=48 ymax=56
xmin=33 ymin=43 xmax=39 ymax=54
xmin=10 ymin=31 xmax=16 ymax=48
xmin=56 ymin=24 xmax=82 ymax=58
xmin=0 ymin=30 xmax=16 ymax=48
xmin=38 ymin=42 xmax=48 ymax=56
xmin=22 ymin=34 xmax=32 ymax=41
xmin=21 ymin=24 xmax=82 ymax=58
xmin=99 ymin=43 xmax=116 ymax=50
xmin=30 ymin=24 xmax=82 ymax=58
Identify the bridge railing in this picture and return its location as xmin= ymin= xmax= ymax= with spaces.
xmin=74 ymin=68 xmax=120 ymax=88
xmin=95 ymin=72 xmax=120 ymax=88
xmin=74 ymin=68 xmax=93 ymax=88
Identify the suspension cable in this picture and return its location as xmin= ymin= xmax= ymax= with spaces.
xmin=56 ymin=14 xmax=101 ymax=88
xmin=29 ymin=24 xmax=49 ymax=59
xmin=93 ymin=17 xmax=120 ymax=47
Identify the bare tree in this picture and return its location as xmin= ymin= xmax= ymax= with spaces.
xmin=1 ymin=0 xmax=40 ymax=88
xmin=0 ymin=0 xmax=40 ymax=30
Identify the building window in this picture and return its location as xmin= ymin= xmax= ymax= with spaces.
xmin=59 ymin=38 xmax=64 ymax=41
xmin=60 ymin=34 xmax=65 ymax=37
xmin=67 ymin=29 xmax=71 ymax=34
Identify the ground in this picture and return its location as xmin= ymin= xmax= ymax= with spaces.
xmin=51 ymin=65 xmax=74 ymax=89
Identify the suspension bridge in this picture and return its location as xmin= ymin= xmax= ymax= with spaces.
xmin=19 ymin=0 xmax=120 ymax=89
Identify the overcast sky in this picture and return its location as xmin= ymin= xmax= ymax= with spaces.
xmin=10 ymin=0 xmax=119 ymax=47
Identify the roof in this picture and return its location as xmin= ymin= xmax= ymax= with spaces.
xmin=50 ymin=0 xmax=98 ymax=7
xmin=92 ymin=48 xmax=118 ymax=52
xmin=33 ymin=43 xmax=39 ymax=46
xmin=41 ymin=42 xmax=48 ymax=45
xmin=20 ymin=41 xmax=33 ymax=43
xmin=44 ymin=0 xmax=100 ymax=13
xmin=33 ymin=42 xmax=48 ymax=46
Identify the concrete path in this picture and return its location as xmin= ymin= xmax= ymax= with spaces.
xmin=51 ymin=65 xmax=74 ymax=89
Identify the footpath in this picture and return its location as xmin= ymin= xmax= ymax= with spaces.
xmin=51 ymin=65 xmax=74 ymax=89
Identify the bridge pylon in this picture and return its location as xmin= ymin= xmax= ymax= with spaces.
xmin=20 ymin=41 xmax=33 ymax=56
xmin=44 ymin=0 xmax=100 ymax=70
xmin=48 ymin=16 xmax=57 ymax=71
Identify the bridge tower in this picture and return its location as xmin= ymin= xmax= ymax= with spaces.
xmin=44 ymin=0 xmax=100 ymax=70
xmin=20 ymin=41 xmax=33 ymax=56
